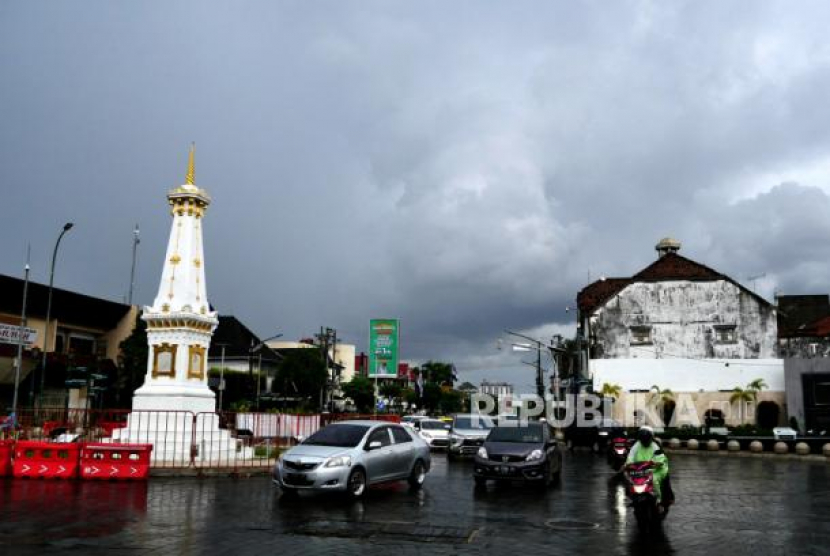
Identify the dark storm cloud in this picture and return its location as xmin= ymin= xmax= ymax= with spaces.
xmin=3 ymin=1 xmax=830 ymax=392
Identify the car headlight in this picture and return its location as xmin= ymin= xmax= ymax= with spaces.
xmin=477 ymin=447 xmax=488 ymax=459
xmin=598 ymin=431 xmax=609 ymax=436
xmin=324 ymin=456 xmax=351 ymax=468
xmin=526 ymin=449 xmax=543 ymax=462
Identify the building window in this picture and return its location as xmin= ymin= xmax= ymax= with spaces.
xmin=714 ymin=325 xmax=737 ymax=344
xmin=629 ymin=326 xmax=652 ymax=345
xmin=68 ymin=335 xmax=95 ymax=356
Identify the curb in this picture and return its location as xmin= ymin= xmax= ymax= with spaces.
xmin=150 ymin=467 xmax=273 ymax=478
xmin=667 ymin=448 xmax=829 ymax=463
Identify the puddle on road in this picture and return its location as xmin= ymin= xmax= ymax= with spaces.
xmin=544 ymin=518 xmax=600 ymax=531
xmin=288 ymin=519 xmax=479 ymax=544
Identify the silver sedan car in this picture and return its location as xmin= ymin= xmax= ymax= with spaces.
xmin=273 ymin=420 xmax=432 ymax=498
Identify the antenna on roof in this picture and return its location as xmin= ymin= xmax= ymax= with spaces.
xmin=747 ymin=273 xmax=766 ymax=293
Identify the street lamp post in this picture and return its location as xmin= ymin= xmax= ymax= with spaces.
xmin=37 ymin=222 xmax=74 ymax=407
xmin=215 ymin=342 xmax=229 ymax=412
xmin=128 ymin=224 xmax=140 ymax=305
xmin=12 ymin=247 xmax=31 ymax=417
xmin=504 ymin=329 xmax=568 ymax=400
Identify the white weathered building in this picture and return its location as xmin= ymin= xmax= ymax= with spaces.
xmin=577 ymin=239 xmax=785 ymax=427
xmin=479 ymin=380 xmax=513 ymax=398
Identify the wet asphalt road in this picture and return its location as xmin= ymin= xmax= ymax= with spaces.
xmin=1 ymin=452 xmax=829 ymax=555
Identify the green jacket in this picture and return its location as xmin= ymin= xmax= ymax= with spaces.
xmin=627 ymin=441 xmax=669 ymax=493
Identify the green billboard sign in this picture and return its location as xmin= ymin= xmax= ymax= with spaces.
xmin=369 ymin=319 xmax=399 ymax=378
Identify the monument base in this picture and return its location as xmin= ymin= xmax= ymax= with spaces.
xmin=112 ymin=383 xmax=250 ymax=465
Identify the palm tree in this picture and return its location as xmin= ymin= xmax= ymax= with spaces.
xmin=649 ymin=385 xmax=674 ymax=406
xmin=746 ymin=378 xmax=768 ymax=402
xmin=730 ymin=386 xmax=754 ymax=423
xmin=649 ymin=385 xmax=675 ymax=427
xmin=598 ymin=383 xmax=622 ymax=417
xmin=599 ymin=382 xmax=622 ymax=400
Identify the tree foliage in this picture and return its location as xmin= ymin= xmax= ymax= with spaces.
xmin=342 ymin=376 xmax=376 ymax=413
xmin=420 ymin=361 xmax=455 ymax=387
xmin=116 ymin=314 xmax=148 ymax=406
xmin=272 ymin=349 xmax=327 ymax=405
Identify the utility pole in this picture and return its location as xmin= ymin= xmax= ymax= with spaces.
xmin=128 ymin=224 xmax=140 ymax=305
xmin=12 ymin=246 xmax=31 ymax=416
xmin=216 ymin=343 xmax=228 ymax=412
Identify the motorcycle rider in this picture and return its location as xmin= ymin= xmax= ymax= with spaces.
xmin=626 ymin=425 xmax=674 ymax=509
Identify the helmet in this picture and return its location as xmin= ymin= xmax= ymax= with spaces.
xmin=637 ymin=426 xmax=654 ymax=447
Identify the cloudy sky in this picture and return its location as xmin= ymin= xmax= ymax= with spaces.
xmin=3 ymin=1 xmax=830 ymax=392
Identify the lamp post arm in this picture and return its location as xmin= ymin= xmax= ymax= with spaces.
xmin=39 ymin=225 xmax=73 ymax=401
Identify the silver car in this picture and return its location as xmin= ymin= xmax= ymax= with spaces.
xmin=273 ymin=420 xmax=431 ymax=498
xmin=447 ymin=414 xmax=496 ymax=458
xmin=447 ymin=414 xmax=495 ymax=459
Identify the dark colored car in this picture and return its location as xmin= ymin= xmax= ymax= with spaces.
xmin=564 ymin=417 xmax=625 ymax=452
xmin=473 ymin=422 xmax=563 ymax=487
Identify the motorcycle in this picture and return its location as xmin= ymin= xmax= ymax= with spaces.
xmin=607 ymin=437 xmax=630 ymax=471
xmin=625 ymin=460 xmax=668 ymax=535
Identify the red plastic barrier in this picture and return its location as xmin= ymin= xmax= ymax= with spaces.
xmin=80 ymin=444 xmax=153 ymax=480
xmin=0 ymin=439 xmax=13 ymax=476
xmin=13 ymin=441 xmax=80 ymax=479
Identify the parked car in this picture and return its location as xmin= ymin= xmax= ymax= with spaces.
xmin=412 ymin=419 xmax=451 ymax=449
xmin=401 ymin=415 xmax=429 ymax=429
xmin=447 ymin=414 xmax=495 ymax=459
xmin=473 ymin=422 xmax=562 ymax=487
xmin=273 ymin=420 xmax=431 ymax=499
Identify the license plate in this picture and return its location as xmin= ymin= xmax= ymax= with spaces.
xmin=500 ymin=466 xmax=510 ymax=474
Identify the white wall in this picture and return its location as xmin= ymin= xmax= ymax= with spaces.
xmin=591 ymin=358 xmax=785 ymax=392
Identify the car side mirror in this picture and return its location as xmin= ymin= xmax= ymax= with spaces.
xmin=366 ymin=440 xmax=382 ymax=451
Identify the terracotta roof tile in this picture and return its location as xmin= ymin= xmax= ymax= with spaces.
xmin=577 ymin=278 xmax=631 ymax=314
xmin=633 ymin=253 xmax=725 ymax=281
xmin=577 ymin=252 xmax=771 ymax=315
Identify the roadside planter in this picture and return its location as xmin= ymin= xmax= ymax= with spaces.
xmin=795 ymin=442 xmax=811 ymax=456
xmin=774 ymin=442 xmax=789 ymax=455
xmin=823 ymin=444 xmax=830 ymax=459
xmin=686 ymin=439 xmax=699 ymax=450
xmin=749 ymin=441 xmax=764 ymax=453
xmin=707 ymin=439 xmax=720 ymax=451
xmin=727 ymin=440 xmax=740 ymax=452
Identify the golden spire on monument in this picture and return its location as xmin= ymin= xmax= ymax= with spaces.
xmin=185 ymin=142 xmax=196 ymax=185
xmin=168 ymin=143 xmax=211 ymax=214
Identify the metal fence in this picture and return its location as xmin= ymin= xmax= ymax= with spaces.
xmin=2 ymin=408 xmax=331 ymax=471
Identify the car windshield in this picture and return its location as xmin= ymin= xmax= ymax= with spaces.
xmin=487 ymin=425 xmax=543 ymax=444
xmin=453 ymin=416 xmax=494 ymax=430
xmin=421 ymin=420 xmax=448 ymax=430
xmin=302 ymin=424 xmax=369 ymax=447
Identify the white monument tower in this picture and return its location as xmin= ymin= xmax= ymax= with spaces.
xmin=132 ymin=144 xmax=217 ymax=412
xmin=114 ymin=146 xmax=239 ymax=462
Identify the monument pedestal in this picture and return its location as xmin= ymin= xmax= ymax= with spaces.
xmin=113 ymin=384 xmax=249 ymax=465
